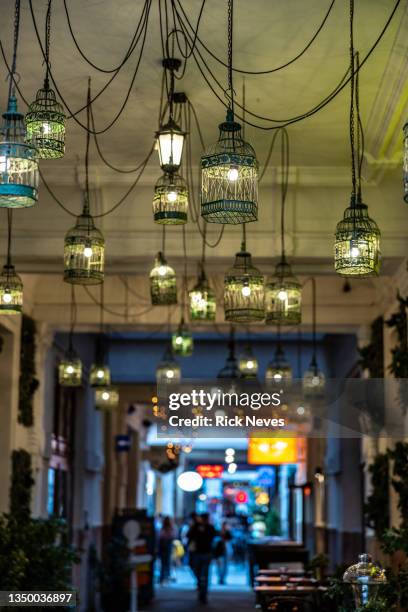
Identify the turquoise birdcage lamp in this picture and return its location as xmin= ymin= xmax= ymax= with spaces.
xmin=0 ymin=96 xmax=38 ymax=208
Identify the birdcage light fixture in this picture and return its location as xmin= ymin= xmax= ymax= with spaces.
xmin=238 ymin=344 xmax=259 ymax=379
xmin=224 ymin=242 xmax=264 ymax=323
xmin=153 ymin=172 xmax=188 ymax=224
xmin=59 ymin=356 xmax=82 ymax=387
xmin=64 ymin=202 xmax=105 ymax=285
xmin=0 ymin=263 xmax=23 ymax=314
xmin=265 ymin=345 xmax=292 ymax=387
xmin=156 ymin=346 xmax=181 ymax=386
xmin=266 ymin=258 xmax=302 ymax=325
xmin=95 ymin=386 xmax=119 ymax=410
xmin=155 ymin=58 xmax=185 ymax=173
xmin=90 ymin=364 xmax=111 ymax=387
xmin=172 ymin=318 xmax=193 ymax=356
xmin=150 ymin=251 xmax=177 ymax=305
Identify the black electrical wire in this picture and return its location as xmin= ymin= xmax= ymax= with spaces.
xmin=173 ymin=0 xmax=336 ymax=75
xmin=27 ymin=0 xmax=152 ymax=132
xmin=83 ymin=285 xmax=155 ymax=319
xmin=170 ymin=0 xmax=206 ymax=61
xmin=63 ymin=0 xmax=150 ymax=74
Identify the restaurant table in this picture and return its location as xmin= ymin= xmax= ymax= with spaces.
xmin=254 ymin=585 xmax=326 ymax=611
xmin=248 ymin=540 xmax=309 ymax=585
xmin=258 ymin=569 xmax=308 ymax=576
xmin=255 ymin=576 xmax=318 ymax=586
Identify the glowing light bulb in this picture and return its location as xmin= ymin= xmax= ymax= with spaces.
xmin=166 ymin=369 xmax=175 ymax=379
xmin=278 ymin=289 xmax=288 ymax=301
xmin=225 ymin=455 xmax=234 ymax=464
xmin=246 ymin=360 xmax=254 ymax=370
xmin=241 ymin=284 xmax=251 ymax=297
xmin=2 ymin=291 xmax=12 ymax=304
xmin=102 ymin=391 xmax=110 ymax=401
xmin=351 ymin=246 xmax=360 ymax=258
xmin=312 ymin=375 xmax=320 ymax=386
xmin=175 ymin=336 xmax=183 ymax=345
xmin=0 ymin=156 xmax=10 ymax=173
xmin=225 ymin=448 xmax=235 ymax=456
xmin=227 ymin=166 xmax=239 ymax=181
xmin=83 ymin=246 xmax=93 ymax=258
xmin=97 ymin=369 xmax=105 ymax=379
xmin=42 ymin=122 xmax=51 ymax=135
xmin=228 ymin=463 xmax=237 ymax=474
xmin=158 ymin=265 xmax=167 ymax=276
xmin=66 ymin=365 xmax=74 ymax=375
xmin=273 ymin=372 xmax=282 ymax=381
xmin=297 ymin=406 xmax=305 ymax=415
xmin=167 ymin=190 xmax=178 ymax=203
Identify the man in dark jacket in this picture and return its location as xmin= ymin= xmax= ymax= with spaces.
xmin=187 ymin=513 xmax=216 ymax=604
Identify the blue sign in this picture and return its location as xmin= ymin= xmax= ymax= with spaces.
xmin=115 ymin=435 xmax=131 ymax=452
xmin=256 ymin=467 xmax=275 ymax=488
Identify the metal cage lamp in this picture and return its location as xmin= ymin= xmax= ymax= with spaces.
xmin=0 ymin=96 xmax=38 ymax=208
xmin=238 ymin=344 xmax=259 ymax=379
xmin=0 ymin=210 xmax=23 ymax=314
xmin=59 ymin=356 xmax=82 ymax=387
xmin=189 ymin=266 xmax=216 ymax=322
xmin=64 ymin=200 xmax=105 ymax=285
xmin=201 ymin=109 xmax=258 ymax=224
xmin=25 ymin=85 xmax=65 ymax=159
xmin=153 ymin=172 xmax=188 ymax=225
xmin=156 ymin=346 xmax=181 ymax=386
xmin=172 ymin=318 xmax=193 ymax=356
xmin=95 ymin=386 xmax=119 ymax=410
xmin=90 ymin=364 xmax=111 ymax=387
xmin=224 ymin=242 xmax=264 ymax=323
xmin=150 ymin=251 xmax=177 ymax=305
xmin=266 ymin=258 xmax=302 ymax=325
xmin=265 ymin=345 xmax=292 ymax=387
xmin=334 ymin=199 xmax=380 ymax=277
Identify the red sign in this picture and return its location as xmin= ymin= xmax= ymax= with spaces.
xmin=196 ymin=465 xmax=224 ymax=479
xmin=235 ymin=490 xmax=248 ymax=504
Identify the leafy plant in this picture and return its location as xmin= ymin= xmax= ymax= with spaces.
xmin=364 ymin=452 xmax=389 ymax=538
xmin=386 ymin=294 xmax=408 ymax=413
xmin=18 ymin=315 xmax=39 ymax=427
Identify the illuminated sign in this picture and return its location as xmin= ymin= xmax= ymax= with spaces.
xmin=196 ymin=464 xmax=224 ymax=479
xmin=235 ymin=490 xmax=248 ymax=504
xmin=248 ymin=437 xmax=305 ymax=465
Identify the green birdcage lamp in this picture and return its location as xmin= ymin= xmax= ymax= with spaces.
xmin=95 ymin=386 xmax=119 ymax=410
xmin=153 ymin=172 xmax=188 ymax=225
xmin=90 ymin=364 xmax=111 ymax=387
xmin=156 ymin=345 xmax=181 ymax=386
xmin=265 ymin=344 xmax=292 ymax=387
xmin=0 ymin=210 xmax=23 ymax=314
xmin=150 ymin=251 xmax=177 ymax=305
xmin=189 ymin=265 xmax=216 ymax=322
xmin=59 ymin=356 xmax=82 ymax=387
xmin=224 ymin=242 xmax=264 ymax=323
xmin=238 ymin=344 xmax=259 ymax=379
xmin=172 ymin=318 xmax=193 ymax=356
xmin=266 ymin=258 xmax=302 ymax=325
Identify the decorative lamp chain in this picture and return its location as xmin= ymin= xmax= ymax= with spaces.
xmin=6 ymin=210 xmax=13 ymax=267
xmin=349 ymin=0 xmax=357 ymax=204
xmin=182 ymin=224 xmax=188 ymax=314
xmin=227 ymin=0 xmax=234 ymax=114
xmin=161 ymin=225 xmax=166 ymax=255
xmin=355 ymin=51 xmax=363 ymax=202
xmin=84 ymin=78 xmax=92 ymax=216
xmin=8 ymin=0 xmax=21 ymax=102
xmin=44 ymin=0 xmax=52 ymax=89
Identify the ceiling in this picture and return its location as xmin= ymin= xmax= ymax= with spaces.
xmin=0 ymin=0 xmax=407 ymax=332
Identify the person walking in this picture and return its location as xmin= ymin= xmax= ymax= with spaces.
xmin=187 ymin=513 xmax=216 ymax=604
xmin=158 ymin=516 xmax=176 ymax=585
xmin=214 ymin=521 xmax=232 ymax=585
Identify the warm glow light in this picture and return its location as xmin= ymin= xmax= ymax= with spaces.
xmin=83 ymin=246 xmax=93 ymax=258
xmin=273 ymin=372 xmax=282 ymax=381
xmin=196 ymin=464 xmax=224 ymax=479
xmin=177 ymin=470 xmax=203 ymax=492
xmin=42 ymin=122 xmax=51 ymax=135
xmin=166 ymin=369 xmax=175 ymax=379
xmin=241 ymin=284 xmax=251 ymax=297
xmin=248 ymin=437 xmax=304 ymax=465
xmin=278 ymin=289 xmax=288 ymax=301
xmin=158 ymin=265 xmax=167 ymax=276
xmin=2 ymin=291 xmax=12 ymax=304
xmin=246 ymin=360 xmax=254 ymax=370
xmin=102 ymin=391 xmax=110 ymax=401
xmin=167 ymin=190 xmax=178 ymax=203
xmin=66 ymin=365 xmax=74 ymax=375
xmin=297 ymin=406 xmax=305 ymax=415
xmin=175 ymin=336 xmax=183 ymax=345
xmin=97 ymin=369 xmax=104 ymax=379
xmin=350 ymin=246 xmax=360 ymax=258
xmin=227 ymin=166 xmax=239 ymax=181
xmin=312 ymin=375 xmax=320 ymax=386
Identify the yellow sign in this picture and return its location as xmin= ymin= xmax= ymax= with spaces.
xmin=247 ymin=437 xmax=305 ymax=465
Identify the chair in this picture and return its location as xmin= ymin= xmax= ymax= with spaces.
xmin=267 ymin=596 xmax=313 ymax=612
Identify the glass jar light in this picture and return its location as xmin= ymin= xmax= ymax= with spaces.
xmin=265 ymin=258 xmax=301 ymax=325
xmin=59 ymin=357 xmax=82 ymax=387
xmin=0 ymin=96 xmax=39 ymax=209
xmin=201 ymin=109 xmax=258 ymax=224
xmin=0 ymin=264 xmax=23 ymax=314
xmin=153 ymin=172 xmax=188 ymax=224
xmin=224 ymin=245 xmax=264 ymax=322
xmin=64 ymin=211 xmax=105 ymax=285
xmin=150 ymin=252 xmax=177 ymax=305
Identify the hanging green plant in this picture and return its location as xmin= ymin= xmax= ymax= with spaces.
xmin=386 ymin=293 xmax=408 ymax=414
xmin=364 ymin=452 xmax=389 ymax=539
xmin=358 ymin=316 xmax=384 ymax=377
xmin=18 ymin=315 xmax=39 ymax=427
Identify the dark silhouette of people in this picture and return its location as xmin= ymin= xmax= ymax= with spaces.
xmin=158 ymin=516 xmax=176 ymax=584
xmin=187 ymin=513 xmax=216 ymax=604
xmin=214 ymin=521 xmax=232 ymax=585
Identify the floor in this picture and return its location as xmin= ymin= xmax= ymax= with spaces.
xmin=144 ymin=562 xmax=256 ymax=611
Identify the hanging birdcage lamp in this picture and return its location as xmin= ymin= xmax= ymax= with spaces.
xmin=218 ymin=328 xmax=240 ymax=381
xmin=64 ymin=202 xmax=105 ymax=285
xmin=90 ymin=287 xmax=112 ymax=387
xmin=172 ymin=318 xmax=193 ymax=356
xmin=156 ymin=346 xmax=181 ymax=386
xmin=266 ymin=257 xmax=302 ymax=325
xmin=0 ymin=263 xmax=23 ymax=314
xmin=59 ymin=355 xmax=82 ymax=387
xmin=90 ymin=364 xmax=111 ymax=387
xmin=201 ymin=109 xmax=258 ymax=224
xmin=95 ymin=386 xmax=119 ymax=410
xmin=334 ymin=29 xmax=380 ymax=277
xmin=224 ymin=242 xmax=264 ymax=323
xmin=265 ymin=345 xmax=292 ymax=386
xmin=0 ymin=96 xmax=38 ymax=209
xmin=26 ymin=85 xmax=65 ymax=159
xmin=189 ymin=266 xmax=216 ymax=322
xmin=334 ymin=199 xmax=380 ymax=277
xmin=153 ymin=172 xmax=188 ymax=224
xmin=238 ymin=344 xmax=259 ymax=379
xmin=150 ymin=251 xmax=177 ymax=305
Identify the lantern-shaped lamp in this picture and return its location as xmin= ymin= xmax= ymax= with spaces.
xmin=265 ymin=347 xmax=292 ymax=386
xmin=265 ymin=258 xmax=301 ymax=325
xmin=0 ymin=264 xmax=23 ymax=314
xmin=172 ymin=319 xmax=193 ymax=356
xmin=59 ymin=356 xmax=82 ymax=387
xmin=343 ymin=554 xmax=386 ymax=608
xmin=90 ymin=364 xmax=111 ymax=388
xmin=150 ymin=252 xmax=177 ymax=305
xmin=189 ymin=268 xmax=216 ymax=321
xmin=0 ymin=96 xmax=38 ymax=208
xmin=224 ymin=245 xmax=264 ymax=322
xmin=238 ymin=345 xmax=258 ymax=379
xmin=156 ymin=347 xmax=181 ymax=386
xmin=404 ymin=122 xmax=408 ymax=202
xmin=64 ymin=210 xmax=105 ymax=285
xmin=25 ymin=86 xmax=66 ymax=159
xmin=201 ymin=109 xmax=258 ymax=224
xmin=153 ymin=172 xmax=188 ymax=225
xmin=95 ymin=386 xmax=119 ymax=410
xmin=303 ymin=358 xmax=325 ymax=397
xmin=334 ymin=199 xmax=380 ymax=277
xmin=156 ymin=118 xmax=185 ymax=173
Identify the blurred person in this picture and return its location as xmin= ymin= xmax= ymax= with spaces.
xmin=158 ymin=516 xmax=176 ymax=584
xmin=213 ymin=521 xmax=232 ymax=585
xmin=187 ymin=513 xmax=216 ymax=604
